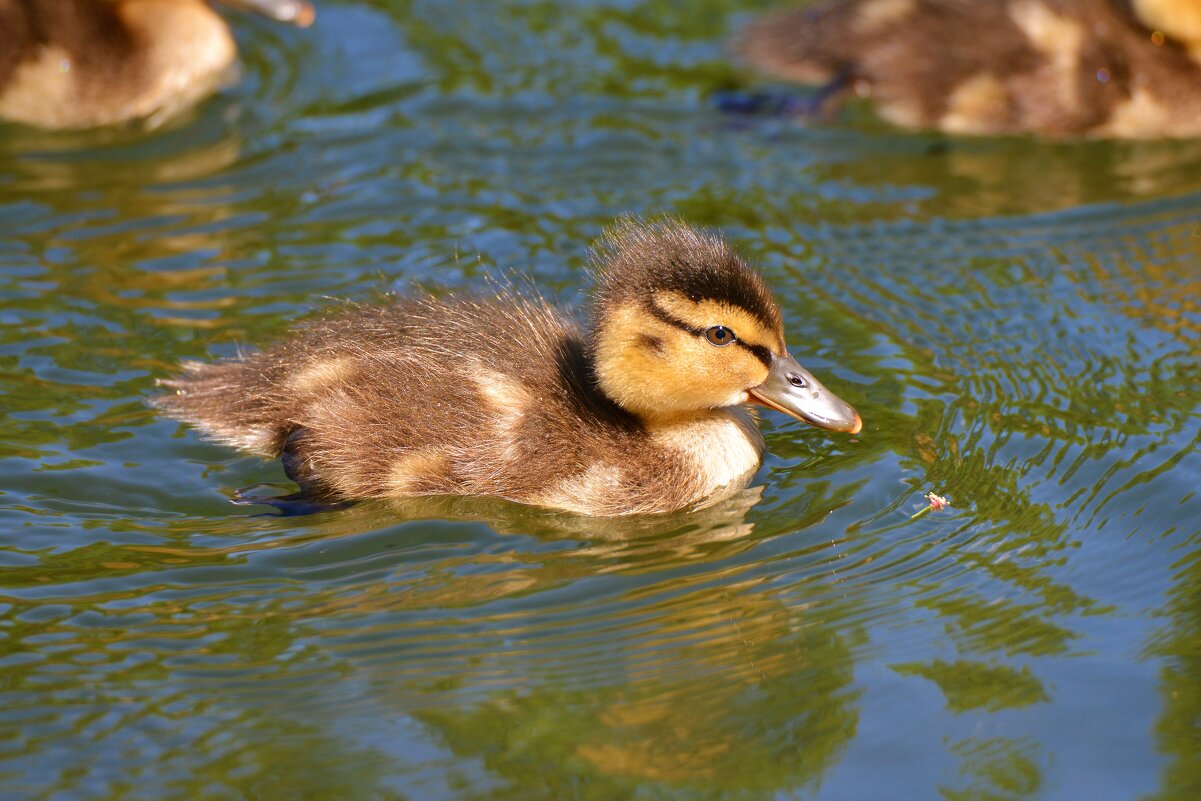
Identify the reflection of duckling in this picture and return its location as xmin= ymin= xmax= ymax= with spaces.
xmin=737 ymin=0 xmax=1201 ymax=138
xmin=154 ymin=220 xmax=862 ymax=516
xmin=0 ymin=0 xmax=314 ymax=129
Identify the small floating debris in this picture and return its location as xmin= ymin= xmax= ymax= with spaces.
xmin=910 ymin=491 xmax=951 ymax=520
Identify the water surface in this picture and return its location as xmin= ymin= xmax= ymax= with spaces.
xmin=2 ymin=2 xmax=1200 ymax=799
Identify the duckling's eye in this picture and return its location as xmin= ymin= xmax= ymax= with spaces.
xmin=705 ymin=325 xmax=736 ymax=346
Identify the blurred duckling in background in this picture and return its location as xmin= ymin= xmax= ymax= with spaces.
xmin=0 ymin=0 xmax=314 ymax=129
xmin=737 ymin=0 xmax=1201 ymax=138
xmin=154 ymin=220 xmax=862 ymax=517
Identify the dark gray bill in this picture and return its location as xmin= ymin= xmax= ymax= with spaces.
xmin=748 ymin=352 xmax=862 ymax=434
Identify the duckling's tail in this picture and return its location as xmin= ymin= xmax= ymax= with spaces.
xmin=152 ymin=359 xmax=290 ymax=457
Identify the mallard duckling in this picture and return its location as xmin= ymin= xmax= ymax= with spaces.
xmin=0 ymin=0 xmax=314 ymax=130
xmin=153 ymin=221 xmax=862 ymax=517
xmin=737 ymin=0 xmax=1201 ymax=138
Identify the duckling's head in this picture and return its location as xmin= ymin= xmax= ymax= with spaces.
xmin=589 ymin=220 xmax=861 ymax=433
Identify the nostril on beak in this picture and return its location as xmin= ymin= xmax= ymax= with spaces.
xmin=787 ymin=372 xmax=807 ymax=389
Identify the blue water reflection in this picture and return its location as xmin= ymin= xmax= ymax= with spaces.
xmin=1 ymin=1 xmax=1200 ymax=799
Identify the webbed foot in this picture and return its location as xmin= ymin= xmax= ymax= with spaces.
xmin=232 ymin=484 xmax=350 ymax=516
xmin=714 ymin=68 xmax=852 ymax=120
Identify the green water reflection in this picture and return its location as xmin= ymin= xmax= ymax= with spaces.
xmin=2 ymin=1 xmax=1200 ymax=799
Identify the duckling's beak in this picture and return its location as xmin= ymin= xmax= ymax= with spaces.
xmin=220 ymin=0 xmax=316 ymax=26
xmin=748 ymin=353 xmax=862 ymax=434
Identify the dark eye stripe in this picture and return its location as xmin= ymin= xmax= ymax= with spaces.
xmin=737 ymin=341 xmax=773 ymax=368
xmin=645 ymin=300 xmax=704 ymax=336
xmin=645 ymin=300 xmax=776 ymax=368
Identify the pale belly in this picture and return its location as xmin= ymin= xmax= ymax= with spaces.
xmin=652 ymin=407 xmax=766 ymax=504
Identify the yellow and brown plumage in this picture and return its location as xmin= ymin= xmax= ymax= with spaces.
xmin=0 ymin=0 xmax=314 ymax=130
xmin=153 ymin=221 xmax=862 ymax=517
xmin=737 ymin=0 xmax=1201 ymax=138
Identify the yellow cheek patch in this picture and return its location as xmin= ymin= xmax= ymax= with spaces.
xmin=592 ymin=304 xmax=683 ymax=413
xmin=652 ymin=292 xmax=783 ymax=353
xmin=593 ymin=302 xmax=773 ymax=417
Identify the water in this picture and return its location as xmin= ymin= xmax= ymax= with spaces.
xmin=1 ymin=1 xmax=1200 ymax=799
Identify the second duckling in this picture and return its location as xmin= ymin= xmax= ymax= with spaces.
xmin=154 ymin=221 xmax=862 ymax=517
xmin=0 ymin=0 xmax=314 ymax=130
xmin=737 ymin=0 xmax=1201 ymax=138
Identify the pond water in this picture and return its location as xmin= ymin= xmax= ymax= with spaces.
xmin=2 ymin=1 xmax=1200 ymax=799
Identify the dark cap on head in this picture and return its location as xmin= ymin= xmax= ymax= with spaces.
xmin=590 ymin=219 xmax=782 ymax=331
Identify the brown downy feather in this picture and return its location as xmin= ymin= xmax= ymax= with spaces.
xmin=154 ymin=296 xmax=712 ymax=515
xmin=736 ymin=0 xmax=1201 ymax=138
xmin=0 ymin=0 xmax=312 ymax=130
xmin=0 ymin=0 xmax=135 ymax=104
xmin=154 ymin=221 xmax=785 ymax=516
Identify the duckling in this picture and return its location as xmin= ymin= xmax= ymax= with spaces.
xmin=736 ymin=0 xmax=1201 ymax=138
xmin=0 ymin=0 xmax=314 ymax=130
xmin=153 ymin=220 xmax=862 ymax=517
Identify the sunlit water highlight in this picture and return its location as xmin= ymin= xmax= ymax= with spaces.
xmin=1 ymin=2 xmax=1200 ymax=799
